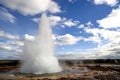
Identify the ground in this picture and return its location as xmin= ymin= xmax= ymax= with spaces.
xmin=0 ymin=60 xmax=120 ymax=80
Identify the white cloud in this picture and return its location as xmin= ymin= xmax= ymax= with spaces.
xmin=47 ymin=1 xmax=61 ymax=13
xmin=97 ymin=6 xmax=120 ymax=28
xmin=84 ymin=27 xmax=120 ymax=59
xmin=7 ymin=41 xmax=24 ymax=46
xmin=0 ymin=45 xmax=13 ymax=51
xmin=32 ymin=15 xmax=80 ymax=27
xmin=49 ymin=15 xmax=62 ymax=22
xmin=86 ymin=21 xmax=93 ymax=27
xmin=32 ymin=15 xmax=62 ymax=26
xmin=63 ymin=19 xmax=80 ymax=27
xmin=52 ymin=34 xmax=56 ymax=40
xmin=23 ymin=33 xmax=83 ymax=46
xmin=0 ymin=7 xmax=15 ymax=23
xmin=77 ymin=21 xmax=93 ymax=29
xmin=0 ymin=0 xmax=61 ymax=16
xmin=68 ymin=0 xmax=77 ymax=4
xmin=61 ymin=48 xmax=120 ymax=59
xmin=58 ymin=38 xmax=120 ymax=59
xmin=0 ymin=53 xmax=14 ymax=60
xmin=91 ymin=0 xmax=119 ymax=6
xmin=56 ymin=34 xmax=83 ymax=45
xmin=58 ymin=49 xmax=99 ymax=59
xmin=95 ymin=41 xmax=120 ymax=59
xmin=85 ymin=28 xmax=120 ymax=41
xmin=77 ymin=24 xmax=85 ymax=29
xmin=77 ymin=21 xmax=120 ymax=59
xmin=0 ymin=31 xmax=39 ymax=59
xmin=48 ymin=15 xmax=62 ymax=26
xmin=0 ymin=52 xmax=21 ymax=60
xmin=0 ymin=42 xmax=23 ymax=53
xmin=0 ymin=30 xmax=19 ymax=40
xmin=84 ymin=35 xmax=101 ymax=44
xmin=0 ymin=30 xmax=24 ymax=60
xmin=24 ymin=34 xmax=35 ymax=41
xmin=32 ymin=18 xmax=40 ymax=23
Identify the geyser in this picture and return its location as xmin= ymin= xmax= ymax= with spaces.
xmin=20 ymin=13 xmax=62 ymax=74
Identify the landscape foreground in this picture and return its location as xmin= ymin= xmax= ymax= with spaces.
xmin=0 ymin=59 xmax=120 ymax=80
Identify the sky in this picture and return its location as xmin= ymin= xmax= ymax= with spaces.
xmin=0 ymin=0 xmax=120 ymax=59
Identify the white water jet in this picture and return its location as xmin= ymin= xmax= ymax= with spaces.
xmin=20 ymin=13 xmax=62 ymax=74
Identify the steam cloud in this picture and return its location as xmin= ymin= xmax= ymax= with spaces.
xmin=20 ymin=13 xmax=62 ymax=74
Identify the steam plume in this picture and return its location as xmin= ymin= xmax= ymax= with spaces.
xmin=20 ymin=13 xmax=62 ymax=74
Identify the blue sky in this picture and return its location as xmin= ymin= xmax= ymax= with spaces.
xmin=0 ymin=0 xmax=120 ymax=59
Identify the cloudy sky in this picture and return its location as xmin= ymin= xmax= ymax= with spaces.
xmin=0 ymin=0 xmax=120 ymax=59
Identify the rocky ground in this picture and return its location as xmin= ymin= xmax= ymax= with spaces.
xmin=0 ymin=64 xmax=120 ymax=80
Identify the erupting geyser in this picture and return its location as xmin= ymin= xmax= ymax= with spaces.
xmin=20 ymin=13 xmax=62 ymax=74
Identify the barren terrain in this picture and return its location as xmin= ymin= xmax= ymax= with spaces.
xmin=0 ymin=60 xmax=120 ymax=80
